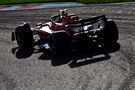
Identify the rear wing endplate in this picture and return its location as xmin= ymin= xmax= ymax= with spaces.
xmin=68 ymin=15 xmax=107 ymax=27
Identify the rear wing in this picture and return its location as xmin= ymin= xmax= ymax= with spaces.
xmin=68 ymin=15 xmax=107 ymax=27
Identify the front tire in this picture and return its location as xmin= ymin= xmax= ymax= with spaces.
xmin=15 ymin=23 xmax=33 ymax=48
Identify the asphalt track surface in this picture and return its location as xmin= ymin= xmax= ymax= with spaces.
xmin=0 ymin=3 xmax=135 ymax=90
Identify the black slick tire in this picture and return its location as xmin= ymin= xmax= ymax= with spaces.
xmin=15 ymin=23 xmax=33 ymax=48
xmin=103 ymin=20 xmax=118 ymax=45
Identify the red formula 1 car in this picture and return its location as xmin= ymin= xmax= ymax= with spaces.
xmin=12 ymin=9 xmax=118 ymax=54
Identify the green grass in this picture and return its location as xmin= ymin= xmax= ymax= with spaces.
xmin=0 ymin=0 xmax=75 ymax=5
xmin=77 ymin=0 xmax=135 ymax=4
xmin=0 ymin=0 xmax=135 ymax=5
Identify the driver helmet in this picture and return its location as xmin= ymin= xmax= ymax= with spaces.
xmin=59 ymin=9 xmax=68 ymax=16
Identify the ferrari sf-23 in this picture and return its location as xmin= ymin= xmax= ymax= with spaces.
xmin=11 ymin=9 xmax=118 ymax=54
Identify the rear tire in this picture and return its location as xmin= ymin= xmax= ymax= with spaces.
xmin=15 ymin=23 xmax=33 ymax=48
xmin=51 ymin=32 xmax=69 ymax=55
xmin=103 ymin=20 xmax=118 ymax=45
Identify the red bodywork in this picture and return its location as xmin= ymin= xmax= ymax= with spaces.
xmin=37 ymin=14 xmax=79 ymax=38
